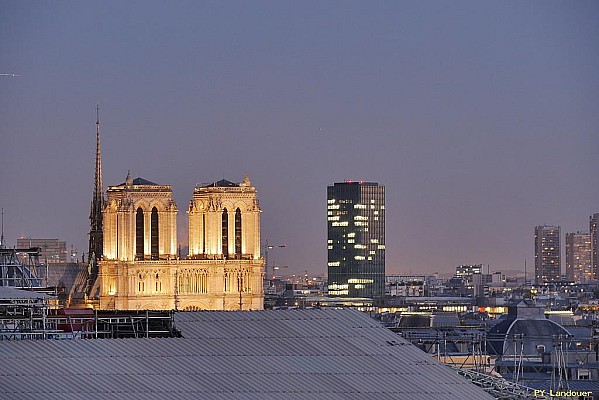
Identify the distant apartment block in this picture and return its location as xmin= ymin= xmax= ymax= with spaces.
xmin=565 ymin=232 xmax=592 ymax=283
xmin=17 ymin=238 xmax=67 ymax=264
xmin=455 ymin=264 xmax=483 ymax=279
xmin=591 ymin=213 xmax=599 ymax=280
xmin=534 ymin=225 xmax=561 ymax=284
xmin=386 ymin=275 xmax=427 ymax=297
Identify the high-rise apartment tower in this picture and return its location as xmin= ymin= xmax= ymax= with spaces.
xmin=591 ymin=213 xmax=599 ymax=280
xmin=565 ymin=232 xmax=592 ymax=283
xmin=327 ymin=181 xmax=385 ymax=298
xmin=534 ymin=225 xmax=561 ymax=284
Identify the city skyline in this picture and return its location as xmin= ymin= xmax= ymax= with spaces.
xmin=1 ymin=2 xmax=598 ymax=275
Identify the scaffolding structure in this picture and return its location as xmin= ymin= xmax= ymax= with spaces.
xmin=0 ymin=288 xmax=53 ymax=340
xmin=448 ymin=364 xmax=544 ymax=400
xmin=0 ymin=247 xmax=45 ymax=288
xmin=398 ymin=329 xmax=491 ymax=372
xmin=0 ymin=287 xmax=178 ymax=340
xmin=399 ymin=329 xmax=571 ymax=399
xmin=396 ymin=326 xmax=599 ymax=399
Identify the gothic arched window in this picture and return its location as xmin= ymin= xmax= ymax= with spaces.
xmin=222 ymin=208 xmax=228 ymax=258
xmin=200 ymin=270 xmax=208 ymax=293
xmin=151 ymin=207 xmax=159 ymax=260
xmin=138 ymin=273 xmax=145 ymax=293
xmin=136 ymin=208 xmax=144 ymax=260
xmin=155 ymin=272 xmax=161 ymax=293
xmin=235 ymin=208 xmax=242 ymax=258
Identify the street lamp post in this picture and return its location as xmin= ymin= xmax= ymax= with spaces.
xmin=262 ymin=239 xmax=286 ymax=280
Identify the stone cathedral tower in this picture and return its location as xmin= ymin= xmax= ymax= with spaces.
xmin=102 ymin=172 xmax=178 ymax=262
xmin=188 ymin=176 xmax=260 ymax=260
xmin=98 ymin=174 xmax=264 ymax=311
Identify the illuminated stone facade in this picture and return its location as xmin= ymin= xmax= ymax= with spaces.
xmin=188 ymin=176 xmax=260 ymax=260
xmin=99 ymin=174 xmax=264 ymax=311
xmin=102 ymin=173 xmax=178 ymax=262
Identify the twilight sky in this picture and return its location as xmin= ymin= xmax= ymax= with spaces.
xmin=1 ymin=1 xmax=598 ymax=276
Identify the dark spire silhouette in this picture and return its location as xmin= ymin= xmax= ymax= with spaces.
xmin=88 ymin=105 xmax=104 ymax=275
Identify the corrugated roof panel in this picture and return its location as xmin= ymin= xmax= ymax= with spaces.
xmin=0 ymin=309 xmax=494 ymax=400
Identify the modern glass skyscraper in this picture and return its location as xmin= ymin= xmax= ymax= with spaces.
xmin=327 ymin=181 xmax=385 ymax=298
xmin=534 ymin=225 xmax=561 ymax=284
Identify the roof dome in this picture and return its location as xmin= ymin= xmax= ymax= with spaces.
xmin=487 ymin=317 xmax=571 ymax=356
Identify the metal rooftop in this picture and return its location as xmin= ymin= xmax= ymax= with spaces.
xmin=200 ymin=179 xmax=239 ymax=188
xmin=0 ymin=286 xmax=54 ymax=300
xmin=117 ymin=176 xmax=158 ymax=185
xmin=131 ymin=177 xmax=157 ymax=185
xmin=0 ymin=309 xmax=494 ymax=400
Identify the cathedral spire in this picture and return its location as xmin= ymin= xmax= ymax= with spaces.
xmin=88 ymin=104 xmax=104 ymax=271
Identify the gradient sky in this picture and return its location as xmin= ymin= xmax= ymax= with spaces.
xmin=1 ymin=1 xmax=598 ymax=276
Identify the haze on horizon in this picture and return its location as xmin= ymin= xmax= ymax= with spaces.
xmin=1 ymin=1 xmax=598 ymax=276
